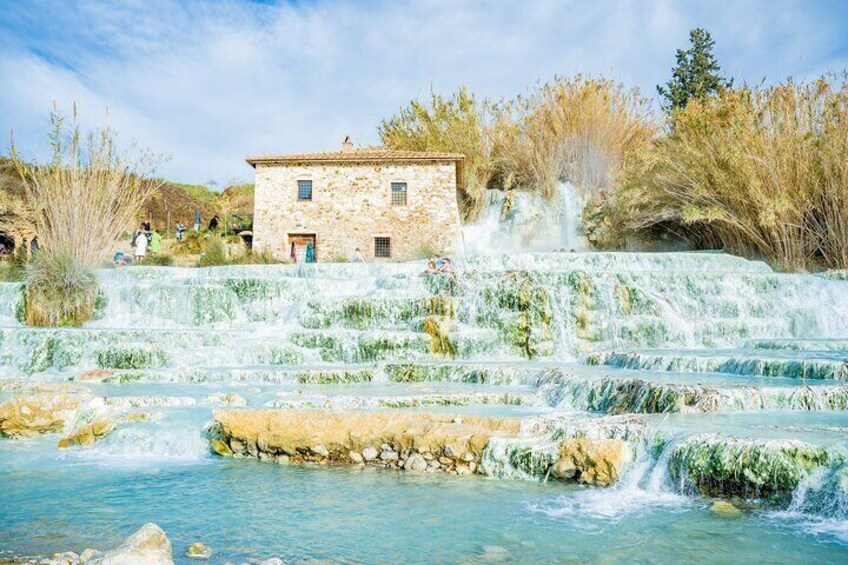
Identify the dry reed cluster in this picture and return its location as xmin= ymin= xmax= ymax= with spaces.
xmin=491 ymin=76 xmax=655 ymax=207
xmin=379 ymin=77 xmax=655 ymax=222
xmin=378 ymin=87 xmax=495 ymax=220
xmin=618 ymin=75 xmax=848 ymax=270
xmin=11 ymin=105 xmax=163 ymax=326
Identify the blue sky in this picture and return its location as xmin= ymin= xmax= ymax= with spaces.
xmin=1 ymin=0 xmax=847 ymax=187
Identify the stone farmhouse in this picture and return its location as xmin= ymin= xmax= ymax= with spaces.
xmin=246 ymin=139 xmax=464 ymax=262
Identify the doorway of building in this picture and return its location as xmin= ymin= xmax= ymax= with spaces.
xmin=287 ymin=233 xmax=317 ymax=263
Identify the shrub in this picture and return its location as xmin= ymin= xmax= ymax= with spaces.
xmin=138 ymin=254 xmax=174 ymax=266
xmin=197 ymin=237 xmax=282 ymax=267
xmin=174 ymin=231 xmax=206 ymax=255
xmin=23 ymin=251 xmax=99 ymax=327
xmin=379 ymin=87 xmax=495 ymax=220
xmin=0 ymin=262 xmax=24 ymax=282
xmin=197 ymin=236 xmax=229 ymax=267
xmin=11 ymin=105 xmax=163 ymax=326
xmin=0 ymin=249 xmax=26 ymax=281
xmin=617 ymin=74 xmax=848 ymax=270
xmin=236 ymin=248 xmax=279 ymax=265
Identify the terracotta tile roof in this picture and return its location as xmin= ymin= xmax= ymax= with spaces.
xmin=246 ymin=148 xmax=464 ymax=167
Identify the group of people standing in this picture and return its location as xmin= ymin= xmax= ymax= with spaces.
xmin=114 ymin=222 xmax=163 ymax=267
xmin=133 ymin=222 xmax=162 ymax=260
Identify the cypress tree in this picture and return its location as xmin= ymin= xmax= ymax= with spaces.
xmin=658 ymin=28 xmax=732 ymax=112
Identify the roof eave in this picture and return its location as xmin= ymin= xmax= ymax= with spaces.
xmin=245 ymin=155 xmax=464 ymax=168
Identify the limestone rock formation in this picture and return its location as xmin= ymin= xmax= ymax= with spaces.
xmin=58 ymin=419 xmax=114 ymax=449
xmin=0 ymin=394 xmax=80 ymax=438
xmin=710 ymin=500 xmax=742 ymax=517
xmin=88 ymin=523 xmax=174 ymax=565
xmin=185 ymin=541 xmax=212 ymax=559
xmin=209 ymin=409 xmax=521 ymax=474
xmin=556 ymin=438 xmax=632 ymax=486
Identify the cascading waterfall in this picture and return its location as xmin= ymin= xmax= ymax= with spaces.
xmin=461 ymin=182 xmax=586 ymax=254
xmin=0 ymin=282 xmax=22 ymax=323
xmin=2 ymin=250 xmax=848 ymax=559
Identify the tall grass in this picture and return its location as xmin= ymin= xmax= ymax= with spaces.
xmin=618 ymin=74 xmax=848 ymax=270
xmin=12 ymin=106 xmax=163 ymax=269
xmin=197 ymin=235 xmax=281 ymax=267
xmin=24 ymin=251 xmax=99 ymax=326
xmin=491 ymin=76 xmax=655 ymax=207
xmin=378 ymin=87 xmax=495 ymax=220
xmin=379 ymin=78 xmax=655 ymax=222
xmin=11 ymin=105 xmax=163 ymax=326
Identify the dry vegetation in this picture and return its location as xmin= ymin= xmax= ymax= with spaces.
xmin=10 ymin=106 xmax=164 ymax=325
xmin=139 ymin=182 xmax=253 ymax=235
xmin=379 ymin=77 xmax=655 ymax=222
xmin=491 ymin=76 xmax=655 ymax=205
xmin=617 ymin=74 xmax=848 ymax=271
xmin=11 ymin=107 xmax=163 ymax=269
xmin=378 ymin=87 xmax=494 ymax=220
xmin=381 ymin=72 xmax=848 ymax=271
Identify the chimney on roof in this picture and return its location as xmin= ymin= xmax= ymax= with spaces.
xmin=341 ymin=136 xmax=354 ymax=152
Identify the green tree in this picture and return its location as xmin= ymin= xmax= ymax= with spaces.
xmin=658 ymin=28 xmax=732 ymax=112
xmin=378 ymin=86 xmax=494 ymax=219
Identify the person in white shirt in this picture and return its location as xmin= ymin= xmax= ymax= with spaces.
xmin=134 ymin=230 xmax=148 ymax=260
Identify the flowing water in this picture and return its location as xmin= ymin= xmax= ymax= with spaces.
xmin=1 ymin=251 xmax=847 ymax=563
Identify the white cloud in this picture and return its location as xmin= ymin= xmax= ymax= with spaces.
xmin=0 ymin=0 xmax=845 ymax=185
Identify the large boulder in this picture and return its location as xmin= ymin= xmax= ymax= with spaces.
xmin=58 ymin=418 xmax=115 ymax=449
xmin=0 ymin=394 xmax=80 ymax=438
xmin=556 ymin=438 xmax=632 ymax=486
xmin=87 ymin=523 xmax=173 ymax=565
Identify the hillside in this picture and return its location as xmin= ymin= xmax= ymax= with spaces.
xmin=140 ymin=181 xmax=254 ymax=234
xmin=0 ymin=158 xmax=255 ymax=242
xmin=140 ymin=181 xmax=221 ymax=234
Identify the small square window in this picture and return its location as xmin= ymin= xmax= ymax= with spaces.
xmin=374 ymin=237 xmax=391 ymax=258
xmin=391 ymin=182 xmax=407 ymax=206
xmin=297 ymin=180 xmax=313 ymax=201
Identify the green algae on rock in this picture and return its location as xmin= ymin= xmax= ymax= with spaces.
xmin=96 ymin=344 xmax=169 ymax=370
xmin=668 ymin=434 xmax=837 ymax=500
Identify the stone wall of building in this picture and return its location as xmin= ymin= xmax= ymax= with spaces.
xmin=252 ymin=161 xmax=463 ymax=262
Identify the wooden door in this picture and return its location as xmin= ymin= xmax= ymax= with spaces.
xmin=287 ymin=233 xmax=316 ymax=263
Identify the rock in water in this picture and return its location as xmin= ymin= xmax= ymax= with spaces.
xmin=557 ymin=438 xmax=631 ymax=486
xmin=710 ymin=500 xmax=742 ymax=517
xmin=58 ymin=418 xmax=114 ymax=449
xmin=90 ymin=523 xmax=174 ymax=565
xmin=185 ymin=541 xmax=212 ymax=559
xmin=0 ymin=394 xmax=80 ymax=438
xmin=551 ymin=457 xmax=577 ymax=480
xmin=403 ymin=453 xmax=428 ymax=471
xmin=210 ymin=438 xmax=233 ymax=456
xmin=311 ymin=444 xmax=329 ymax=457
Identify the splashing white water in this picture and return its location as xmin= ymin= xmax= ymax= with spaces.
xmin=462 ymin=183 xmax=586 ymax=254
xmin=63 ymin=420 xmax=210 ymax=467
xmin=769 ymin=464 xmax=848 ymax=543
xmin=529 ymin=445 xmax=690 ymax=528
